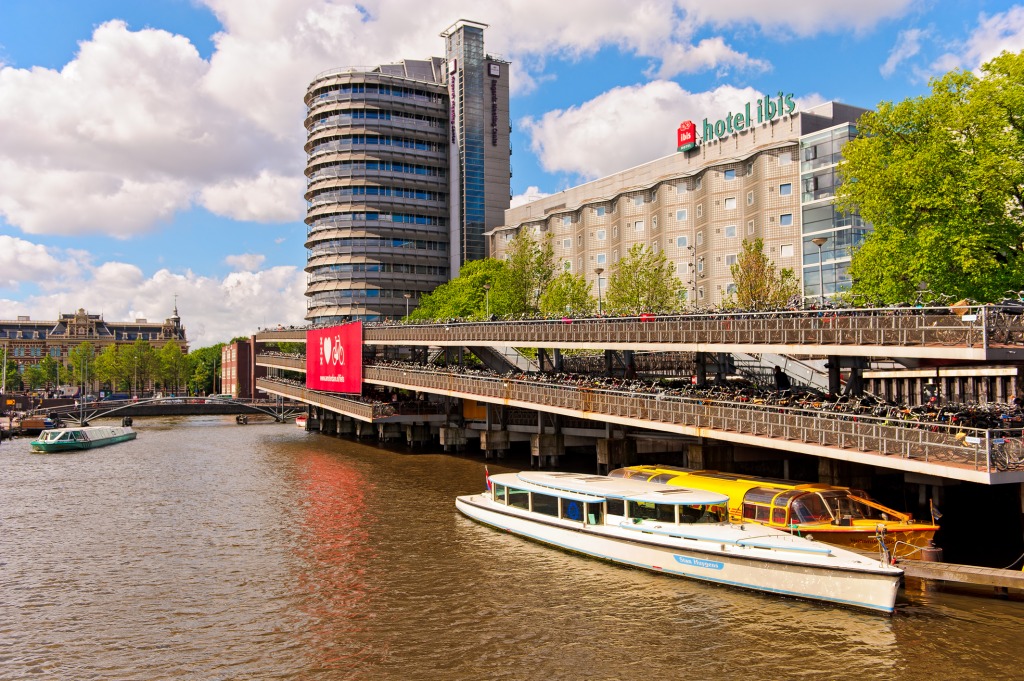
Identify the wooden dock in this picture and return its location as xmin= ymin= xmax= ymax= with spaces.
xmin=899 ymin=558 xmax=1024 ymax=590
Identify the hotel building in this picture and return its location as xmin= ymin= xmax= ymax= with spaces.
xmin=303 ymin=20 xmax=510 ymax=324
xmin=490 ymin=100 xmax=870 ymax=308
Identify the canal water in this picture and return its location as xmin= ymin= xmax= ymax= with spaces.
xmin=2 ymin=416 xmax=1022 ymax=680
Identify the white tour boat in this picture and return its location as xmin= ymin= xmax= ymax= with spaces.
xmin=456 ymin=471 xmax=903 ymax=614
xmin=30 ymin=425 xmax=137 ymax=453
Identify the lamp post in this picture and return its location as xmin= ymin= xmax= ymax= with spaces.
xmin=594 ymin=267 xmax=604 ymax=315
xmin=403 ymin=292 xmax=412 ymax=319
xmin=483 ymin=283 xmax=491 ymax=318
xmin=811 ymin=237 xmax=828 ymax=308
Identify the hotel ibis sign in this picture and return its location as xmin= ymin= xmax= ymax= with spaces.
xmin=677 ymin=91 xmax=797 ymax=152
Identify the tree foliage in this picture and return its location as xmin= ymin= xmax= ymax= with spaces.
xmin=539 ymin=271 xmax=596 ymax=317
xmin=726 ymin=238 xmax=801 ymax=310
xmin=187 ymin=344 xmax=224 ymax=396
xmin=490 ymin=230 xmax=555 ymax=317
xmin=408 ymin=258 xmax=506 ymax=321
xmin=67 ymin=342 xmax=96 ymax=391
xmin=604 ymin=244 xmax=683 ymax=315
xmin=837 ymin=50 xmax=1024 ymax=304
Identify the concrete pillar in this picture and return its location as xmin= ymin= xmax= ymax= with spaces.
xmin=596 ymin=438 xmax=637 ymax=475
xmin=405 ymin=423 xmax=432 ymax=446
xmin=336 ymin=417 xmax=354 ymax=435
xmin=827 ymin=355 xmax=842 ymax=396
xmin=695 ymin=352 xmax=707 ymax=387
xmin=531 ymin=433 xmax=565 ymax=468
xmin=480 ymin=429 xmax=510 ymax=459
xmin=553 ymin=348 xmax=563 ymax=372
xmin=439 ymin=426 xmax=467 ymax=452
xmin=686 ymin=443 xmax=704 ymax=470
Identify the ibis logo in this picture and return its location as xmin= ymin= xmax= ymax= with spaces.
xmin=677 ymin=92 xmax=797 ymax=152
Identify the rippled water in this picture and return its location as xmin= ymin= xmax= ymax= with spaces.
xmin=1 ymin=416 xmax=1022 ymax=680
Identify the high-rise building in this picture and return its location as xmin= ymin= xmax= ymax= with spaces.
xmin=303 ymin=21 xmax=510 ymax=324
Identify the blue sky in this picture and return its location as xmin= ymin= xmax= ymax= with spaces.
xmin=1 ymin=0 xmax=1023 ymax=345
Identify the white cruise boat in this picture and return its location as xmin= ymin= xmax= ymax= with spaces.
xmin=456 ymin=471 xmax=903 ymax=614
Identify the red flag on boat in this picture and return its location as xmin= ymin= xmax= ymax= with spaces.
xmin=485 ymin=465 xmax=492 ymax=491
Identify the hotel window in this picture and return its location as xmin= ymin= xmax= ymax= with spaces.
xmin=696 ymin=230 xmax=703 ymax=245
xmin=634 ymin=195 xmax=645 ymax=206
xmin=747 ymin=219 xmax=755 ymax=234
xmin=780 ymin=244 xmax=795 ymax=257
xmin=562 ymin=238 xmax=572 ymax=249
xmin=696 ymin=204 xmax=703 ymax=218
xmin=613 ymin=249 xmax=619 ymax=262
xmin=724 ymin=197 xmax=736 ymax=210
xmin=562 ymin=216 xmax=572 ymax=226
xmin=697 ymin=258 xmax=704 ymax=274
xmin=726 ymin=254 xmax=738 ymax=266
xmin=595 ymin=206 xmax=606 ymax=216
xmin=778 ymin=151 xmax=792 ymax=166
xmin=577 ymin=235 xmax=583 ymax=246
xmin=635 ymin=220 xmax=645 ymax=232
xmin=746 ymin=161 xmax=753 ymax=174
xmin=596 ymin=229 xmax=606 ymax=240
xmin=725 ymin=225 xmax=737 ymax=238
xmin=780 ymin=213 xmax=794 ymax=226
xmin=677 ymin=181 xmax=688 ymax=192
xmin=779 ymin=183 xmax=793 ymax=196
xmin=726 ymin=283 xmax=738 ymax=295
xmin=724 ymin=169 xmax=736 ymax=181
xmin=578 ymin=257 xmax=583 ymax=271
xmin=698 ymin=287 xmax=705 ymax=300
xmin=597 ymin=253 xmax=607 ymax=264
xmin=747 ymin=191 xmax=754 ymax=206
xmin=676 ymin=235 xmax=688 ymax=248
xmin=676 ymin=209 xmax=687 ymax=221
xmin=612 ymin=226 xmax=618 ymax=238
xmin=652 ymin=216 xmax=658 ymax=230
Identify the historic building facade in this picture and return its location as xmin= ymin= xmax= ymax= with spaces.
xmin=490 ymin=100 xmax=869 ymax=308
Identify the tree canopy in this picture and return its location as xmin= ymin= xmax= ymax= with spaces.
xmin=604 ymin=244 xmax=682 ymax=315
xmin=490 ymin=230 xmax=555 ymax=317
xmin=539 ymin=271 xmax=596 ymax=317
xmin=727 ymin=238 xmax=801 ymax=310
xmin=408 ymin=258 xmax=505 ymax=321
xmin=837 ymin=50 xmax=1024 ymax=304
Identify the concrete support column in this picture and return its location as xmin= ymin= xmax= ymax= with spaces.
xmin=827 ymin=355 xmax=842 ymax=396
xmin=480 ymin=429 xmax=510 ymax=460
xmin=553 ymin=348 xmax=563 ymax=372
xmin=695 ymin=352 xmax=707 ymax=387
xmin=531 ymin=433 xmax=564 ymax=468
xmin=687 ymin=443 xmax=704 ymax=469
xmin=596 ymin=438 xmax=636 ymax=475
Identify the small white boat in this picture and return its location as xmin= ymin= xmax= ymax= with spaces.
xmin=456 ymin=471 xmax=903 ymax=614
xmin=30 ymin=425 xmax=137 ymax=453
xmin=295 ymin=415 xmax=307 ymax=429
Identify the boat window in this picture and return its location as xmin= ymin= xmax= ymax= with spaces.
xmin=772 ymin=507 xmax=787 ymax=524
xmin=586 ymin=503 xmax=604 ymax=525
xmin=493 ymin=483 xmax=507 ymax=504
xmin=790 ymin=493 xmax=833 ymax=523
xmin=606 ymin=498 xmax=625 ymax=516
xmin=819 ymin=491 xmax=878 ymax=519
xmin=560 ymin=499 xmax=585 ymax=522
xmin=647 ymin=473 xmax=679 ymax=484
xmin=532 ymin=493 xmax=559 ymax=517
xmin=742 ymin=503 xmax=771 ymax=522
xmin=628 ymin=501 xmax=674 ymax=522
xmin=744 ymin=487 xmax=781 ymax=505
xmin=508 ymin=488 xmax=531 ymax=510
xmin=680 ymin=504 xmax=726 ymax=524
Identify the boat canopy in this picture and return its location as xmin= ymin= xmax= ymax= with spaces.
xmin=489 ymin=473 xmax=606 ymax=503
xmin=515 ymin=471 xmax=728 ymax=506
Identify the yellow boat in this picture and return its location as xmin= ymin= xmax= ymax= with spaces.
xmin=610 ymin=465 xmax=938 ymax=559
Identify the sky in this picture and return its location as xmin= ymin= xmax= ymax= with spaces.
xmin=1 ymin=0 xmax=1023 ymax=347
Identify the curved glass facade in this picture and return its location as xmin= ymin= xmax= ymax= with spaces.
xmin=304 ymin=63 xmax=451 ymax=324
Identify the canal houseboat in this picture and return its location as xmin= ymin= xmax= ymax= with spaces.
xmin=30 ymin=425 xmax=137 ymax=453
xmin=456 ymin=471 xmax=903 ymax=614
xmin=611 ymin=465 xmax=939 ymax=559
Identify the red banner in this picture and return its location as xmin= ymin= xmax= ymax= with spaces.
xmin=306 ymin=322 xmax=363 ymax=393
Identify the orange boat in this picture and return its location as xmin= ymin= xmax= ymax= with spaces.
xmin=611 ymin=465 xmax=938 ymax=559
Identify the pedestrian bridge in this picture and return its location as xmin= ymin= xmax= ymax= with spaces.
xmin=33 ymin=396 xmax=305 ymax=425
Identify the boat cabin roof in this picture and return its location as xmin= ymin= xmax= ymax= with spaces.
xmin=489 ymin=473 xmax=605 ymax=503
xmin=512 ymin=471 xmax=729 ymax=506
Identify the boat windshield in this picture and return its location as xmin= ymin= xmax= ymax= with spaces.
xmin=679 ymin=504 xmax=727 ymax=524
xmin=790 ymin=493 xmax=834 ymax=523
xmin=818 ymin=491 xmax=883 ymax=520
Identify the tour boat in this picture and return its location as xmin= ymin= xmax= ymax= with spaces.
xmin=457 ymin=470 xmax=903 ymax=614
xmin=30 ymin=425 xmax=137 ymax=453
xmin=612 ymin=465 xmax=939 ymax=559
xmin=295 ymin=415 xmax=307 ymax=429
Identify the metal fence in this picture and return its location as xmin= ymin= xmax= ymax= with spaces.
xmin=365 ymin=366 xmax=1023 ymax=474
xmin=256 ymin=378 xmax=393 ymax=419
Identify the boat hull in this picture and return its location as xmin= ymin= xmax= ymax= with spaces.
xmin=30 ymin=431 xmax=136 ymax=453
xmin=457 ymin=494 xmax=901 ymax=614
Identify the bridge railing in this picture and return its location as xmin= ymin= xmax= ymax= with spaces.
xmin=358 ymin=306 xmax=1024 ymax=350
xmin=255 ymin=353 xmax=307 ymax=371
xmin=256 ymin=378 xmax=394 ymax=419
xmin=365 ymin=365 xmax=1023 ymax=474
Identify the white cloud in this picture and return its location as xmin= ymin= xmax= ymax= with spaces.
xmin=881 ymin=28 xmax=927 ymax=78
xmin=925 ymin=7 xmax=1024 ymax=77
xmin=225 ymin=253 xmax=267 ymax=271
xmin=520 ymin=81 xmax=764 ymax=180
xmin=200 ymin=171 xmax=305 ymax=222
xmin=510 ymin=186 xmax=551 ymax=208
xmin=683 ymin=0 xmax=916 ymax=37
xmin=0 ymin=238 xmax=306 ymax=346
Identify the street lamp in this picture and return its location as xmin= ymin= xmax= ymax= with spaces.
xmin=811 ymin=237 xmax=829 ymax=308
xmin=403 ymin=292 xmax=412 ymax=319
xmin=594 ymin=267 xmax=604 ymax=315
xmin=483 ymin=283 xmax=491 ymax=319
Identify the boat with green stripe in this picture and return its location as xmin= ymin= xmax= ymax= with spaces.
xmin=30 ymin=426 xmax=137 ymax=453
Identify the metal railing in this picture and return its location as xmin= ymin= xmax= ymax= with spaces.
xmin=365 ymin=365 xmax=1023 ymax=474
xmin=362 ymin=306 xmax=1024 ymax=351
xmin=256 ymin=378 xmax=394 ymax=419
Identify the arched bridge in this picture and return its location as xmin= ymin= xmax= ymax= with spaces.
xmin=33 ymin=397 xmax=306 ymax=426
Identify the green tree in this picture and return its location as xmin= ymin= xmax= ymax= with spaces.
xmin=491 ymin=230 xmax=555 ymax=317
xmin=2 ymin=357 xmax=21 ymax=392
xmin=726 ymin=238 xmax=801 ymax=310
xmin=23 ymin=363 xmax=46 ymax=390
xmin=539 ymin=271 xmax=596 ymax=317
xmin=187 ymin=344 xmax=224 ymax=396
xmin=604 ymin=244 xmax=682 ymax=315
xmin=67 ymin=342 xmax=96 ymax=394
xmin=126 ymin=338 xmax=157 ymax=396
xmin=38 ymin=355 xmax=61 ymax=390
xmin=94 ymin=344 xmax=127 ymax=391
xmin=837 ymin=50 xmax=1024 ymax=304
xmin=158 ymin=341 xmax=187 ymax=394
xmin=408 ymin=258 xmax=506 ymax=321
